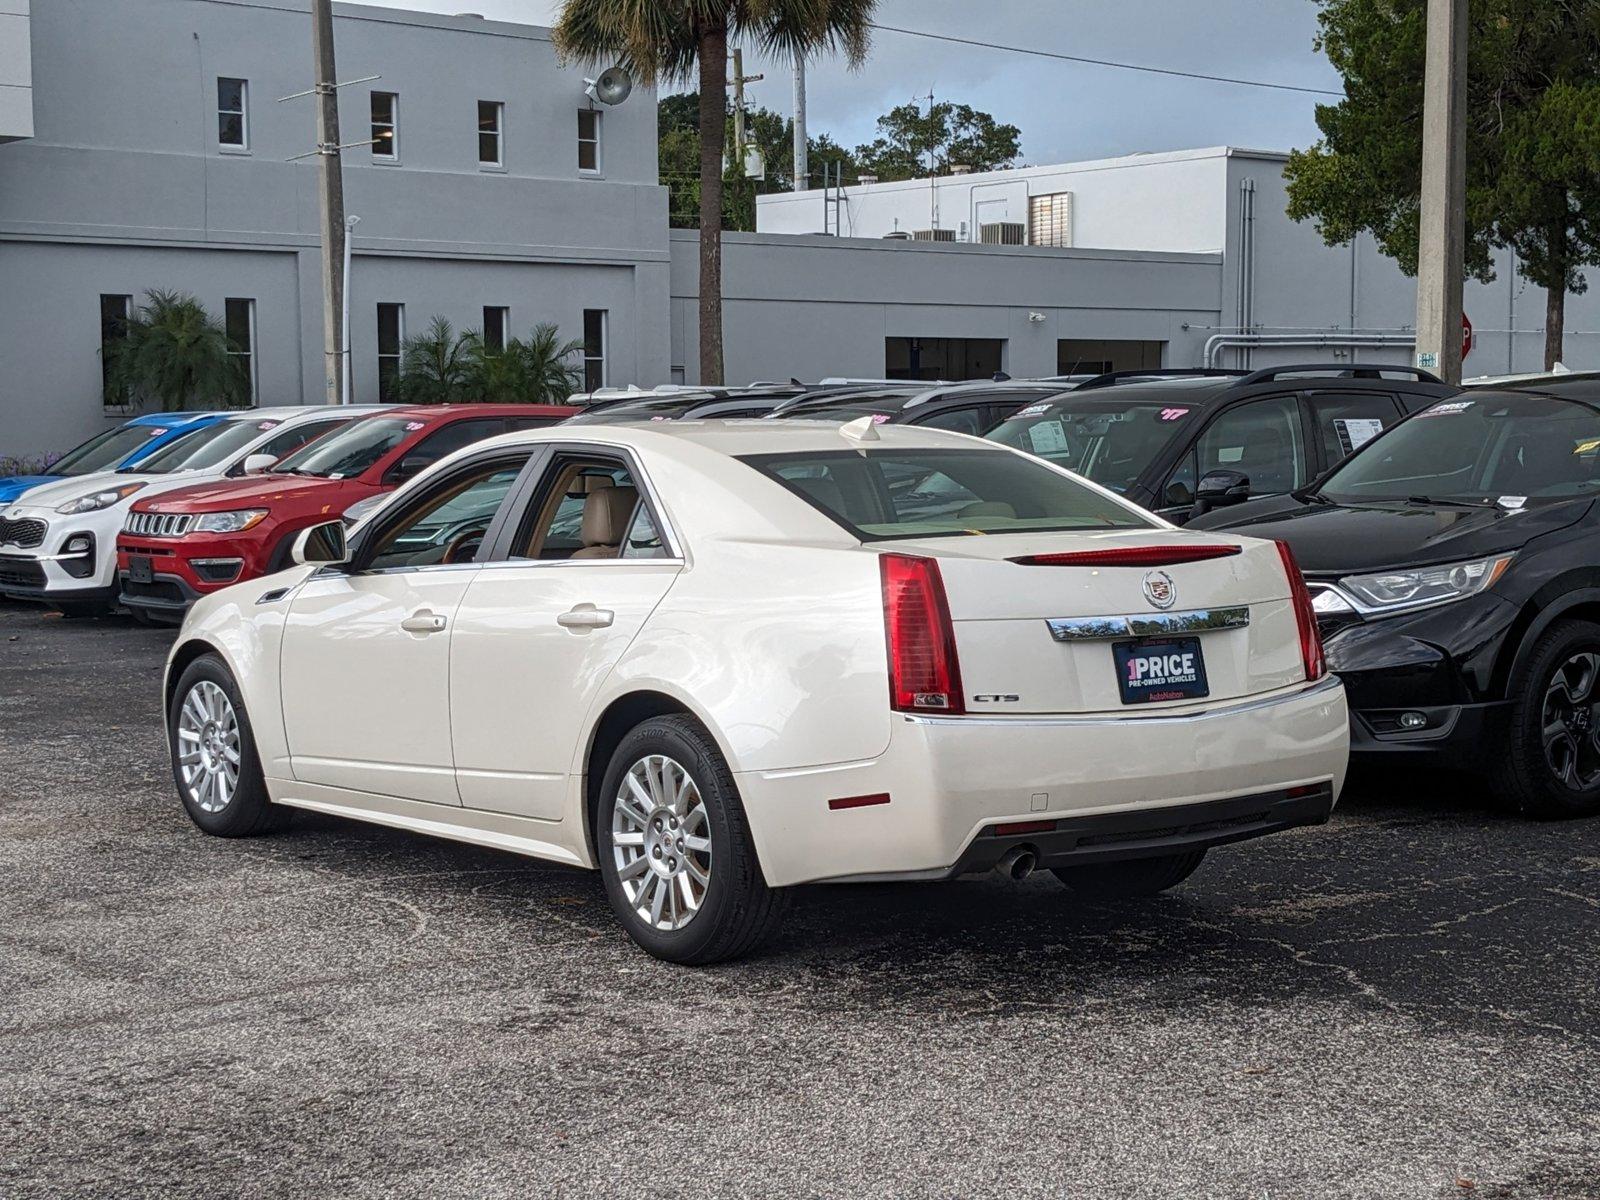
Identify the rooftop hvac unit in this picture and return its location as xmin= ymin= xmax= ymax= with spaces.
xmin=912 ymin=228 xmax=957 ymax=242
xmin=980 ymin=221 xmax=1027 ymax=246
xmin=881 ymin=231 xmax=913 ymax=240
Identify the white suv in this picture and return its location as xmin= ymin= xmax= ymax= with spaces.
xmin=0 ymin=407 xmax=382 ymax=616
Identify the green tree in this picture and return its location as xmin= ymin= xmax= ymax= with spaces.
xmin=1285 ymin=0 xmax=1600 ymax=369
xmin=392 ymin=316 xmax=473 ymax=405
xmin=102 ymin=290 xmax=250 ymax=412
xmin=463 ymin=323 xmax=585 ymax=404
xmin=556 ymin=0 xmax=877 ymax=384
xmin=854 ymin=101 xmax=1022 ymax=182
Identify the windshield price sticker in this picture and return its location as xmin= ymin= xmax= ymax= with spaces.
xmin=1028 ymin=422 xmax=1069 ymax=454
xmin=1334 ymin=417 xmax=1386 ymax=456
xmin=257 ymin=421 xmax=280 ymax=431
xmin=404 ymin=421 xmax=426 ymax=431
xmin=1159 ymin=408 xmax=1191 ymax=422
xmin=1420 ymin=401 xmax=1474 ymax=418
xmin=1017 ymin=403 xmax=1051 ymax=418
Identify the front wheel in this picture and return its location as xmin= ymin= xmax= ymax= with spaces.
xmin=168 ymin=654 xmax=289 ymax=837
xmin=596 ymin=715 xmax=787 ymax=964
xmin=1493 ymin=619 xmax=1600 ymax=818
xmin=1052 ymin=850 xmax=1207 ymax=899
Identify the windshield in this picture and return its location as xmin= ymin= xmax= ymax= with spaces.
xmin=987 ymin=399 xmax=1196 ymax=493
xmin=1320 ymin=394 xmax=1600 ymax=505
xmin=739 ymin=447 xmax=1149 ymax=540
xmin=124 ymin=418 xmax=273 ymax=475
xmin=272 ymin=416 xmax=416 ymax=479
xmin=51 ymin=425 xmax=171 ymax=476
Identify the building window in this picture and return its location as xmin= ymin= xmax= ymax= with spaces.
xmin=583 ymin=309 xmax=607 ymax=391
xmin=1057 ymin=339 xmax=1164 ymax=376
xmin=218 ymin=78 xmax=249 ymax=150
xmin=225 ymin=298 xmax=257 ymax=402
xmin=371 ymin=91 xmax=398 ymax=160
xmin=578 ymin=109 xmax=602 ymax=173
xmin=100 ymin=294 xmax=132 ymax=408
xmin=478 ymin=101 xmax=504 ymax=167
xmin=885 ymin=336 xmax=1004 ymax=381
xmin=483 ymin=306 xmax=510 ymax=353
xmin=377 ymin=303 xmax=405 ymax=402
xmin=1028 ymin=192 xmax=1072 ymax=248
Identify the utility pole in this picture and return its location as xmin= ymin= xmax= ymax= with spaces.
xmin=728 ymin=48 xmax=762 ymax=179
xmin=311 ymin=0 xmax=346 ymax=406
xmin=792 ymin=51 xmax=808 ymax=191
xmin=1413 ymin=0 xmax=1467 ymax=384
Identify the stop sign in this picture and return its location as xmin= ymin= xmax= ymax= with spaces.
xmin=1463 ymin=311 xmax=1473 ymax=361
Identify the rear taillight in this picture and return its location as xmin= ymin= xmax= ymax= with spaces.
xmin=1276 ymin=540 xmax=1326 ymax=683
xmin=881 ymin=553 xmax=965 ymax=715
xmin=1009 ymin=545 xmax=1243 ymax=568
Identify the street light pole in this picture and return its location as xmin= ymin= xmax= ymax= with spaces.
xmin=792 ymin=51 xmax=808 ymax=191
xmin=1413 ymin=0 xmax=1468 ymax=384
xmin=311 ymin=0 xmax=347 ymax=406
xmin=341 ymin=213 xmax=360 ymax=406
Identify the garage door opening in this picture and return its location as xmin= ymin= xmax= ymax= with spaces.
xmin=1058 ymin=339 xmax=1165 ymax=376
xmin=886 ymin=337 xmax=1004 ymax=382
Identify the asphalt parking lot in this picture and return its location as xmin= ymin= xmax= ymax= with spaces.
xmin=1 ymin=602 xmax=1597 ymax=1198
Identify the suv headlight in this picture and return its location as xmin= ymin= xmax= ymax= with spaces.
xmin=1340 ymin=553 xmax=1515 ymax=611
xmin=56 ymin=483 xmax=144 ymax=514
xmin=194 ymin=509 xmax=268 ymax=534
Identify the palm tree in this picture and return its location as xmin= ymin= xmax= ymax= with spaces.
xmin=554 ymin=0 xmax=875 ymax=385
xmin=462 ymin=322 xmax=585 ymax=404
xmin=103 ymin=290 xmax=251 ymax=411
xmin=392 ymin=316 xmax=473 ymax=405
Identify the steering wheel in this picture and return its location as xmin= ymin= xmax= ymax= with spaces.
xmin=441 ymin=526 xmax=486 ymax=565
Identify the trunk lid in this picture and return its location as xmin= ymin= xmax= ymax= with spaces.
xmin=889 ymin=529 xmax=1304 ymax=714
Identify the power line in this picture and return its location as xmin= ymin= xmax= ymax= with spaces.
xmin=866 ymin=23 xmax=1343 ymax=97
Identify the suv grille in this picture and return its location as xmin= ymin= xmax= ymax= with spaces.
xmin=0 ymin=558 xmax=46 ymax=589
xmin=125 ymin=511 xmax=197 ymax=538
xmin=0 ymin=517 xmax=47 ymax=548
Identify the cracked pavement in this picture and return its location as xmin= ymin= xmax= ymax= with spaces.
xmin=1 ymin=602 xmax=1598 ymax=1198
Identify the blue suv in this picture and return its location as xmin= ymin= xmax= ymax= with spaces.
xmin=0 ymin=412 xmax=231 ymax=505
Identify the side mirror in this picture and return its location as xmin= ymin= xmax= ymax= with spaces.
xmin=291 ymin=520 xmax=350 ymax=568
xmin=392 ymin=453 xmax=430 ymax=482
xmin=1191 ymin=469 xmax=1251 ymax=516
xmin=241 ymin=453 xmax=278 ymax=476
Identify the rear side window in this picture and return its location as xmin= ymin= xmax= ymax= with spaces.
xmin=387 ymin=418 xmax=506 ymax=481
xmin=739 ymin=448 xmax=1149 ymax=541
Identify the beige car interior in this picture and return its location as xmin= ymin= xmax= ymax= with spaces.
xmin=521 ymin=460 xmax=643 ymax=561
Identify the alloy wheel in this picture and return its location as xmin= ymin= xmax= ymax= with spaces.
xmin=611 ymin=754 xmax=713 ymax=932
xmin=1541 ymin=651 xmax=1600 ymax=791
xmin=176 ymin=680 xmax=242 ymax=814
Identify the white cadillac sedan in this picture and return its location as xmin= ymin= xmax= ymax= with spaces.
xmin=164 ymin=419 xmax=1348 ymax=963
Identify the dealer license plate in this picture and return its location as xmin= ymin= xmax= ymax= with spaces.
xmin=1113 ymin=637 xmax=1209 ymax=705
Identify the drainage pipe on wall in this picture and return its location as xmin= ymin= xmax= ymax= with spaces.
xmin=1202 ymin=331 xmax=1418 ymax=368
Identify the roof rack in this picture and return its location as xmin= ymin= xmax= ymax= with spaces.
xmin=1234 ymin=363 xmax=1445 ymax=386
xmin=1073 ymin=368 xmax=1248 ymax=392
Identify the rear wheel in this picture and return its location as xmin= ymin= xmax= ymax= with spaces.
xmin=1052 ymin=850 xmax=1206 ymax=899
xmin=168 ymin=654 xmax=289 ymax=836
xmin=596 ymin=715 xmax=787 ymax=964
xmin=1492 ymin=619 xmax=1600 ymax=818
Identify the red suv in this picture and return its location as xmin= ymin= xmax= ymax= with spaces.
xmin=116 ymin=403 xmax=575 ymax=622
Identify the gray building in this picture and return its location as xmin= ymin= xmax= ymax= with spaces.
xmin=1 ymin=0 xmax=669 ymax=457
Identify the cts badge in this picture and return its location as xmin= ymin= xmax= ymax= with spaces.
xmin=1142 ymin=569 xmax=1176 ymax=610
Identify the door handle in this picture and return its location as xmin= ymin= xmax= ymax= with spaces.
xmin=400 ymin=610 xmax=448 ymax=635
xmin=557 ymin=604 xmax=614 ymax=630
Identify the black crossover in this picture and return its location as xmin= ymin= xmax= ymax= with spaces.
xmin=1194 ymin=386 xmax=1600 ymax=817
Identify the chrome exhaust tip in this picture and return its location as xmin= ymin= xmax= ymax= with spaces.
xmin=995 ymin=846 xmax=1037 ymax=881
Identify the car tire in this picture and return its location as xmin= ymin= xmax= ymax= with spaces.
xmin=168 ymin=653 xmax=290 ymax=837
xmin=1492 ymin=618 xmax=1600 ymax=818
xmin=596 ymin=714 xmax=788 ymax=964
xmin=1051 ymin=850 xmax=1207 ymax=899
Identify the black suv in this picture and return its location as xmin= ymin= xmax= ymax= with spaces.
xmin=1193 ymin=386 xmax=1600 ymax=817
xmin=986 ymin=365 xmax=1457 ymax=523
xmin=773 ymin=381 xmax=1067 ymax=435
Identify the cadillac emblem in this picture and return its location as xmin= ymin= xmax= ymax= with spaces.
xmin=1142 ymin=569 xmax=1176 ymax=610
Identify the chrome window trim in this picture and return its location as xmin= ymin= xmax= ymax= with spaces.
xmin=1046 ymin=606 xmax=1250 ymax=642
xmin=906 ymin=675 xmax=1342 ymax=728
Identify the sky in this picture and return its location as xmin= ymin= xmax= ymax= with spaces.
xmin=365 ymin=0 xmax=1344 ymax=164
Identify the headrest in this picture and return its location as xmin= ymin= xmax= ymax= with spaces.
xmin=581 ymin=485 xmax=638 ymax=547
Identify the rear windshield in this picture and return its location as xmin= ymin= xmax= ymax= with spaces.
xmin=124 ymin=418 xmax=273 ymax=475
xmin=739 ymin=447 xmax=1149 ymax=540
xmin=51 ymin=424 xmax=170 ymax=476
xmin=986 ymin=399 xmax=1196 ymax=494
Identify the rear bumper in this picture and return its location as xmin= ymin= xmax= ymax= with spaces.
xmin=737 ymin=675 xmax=1350 ymax=887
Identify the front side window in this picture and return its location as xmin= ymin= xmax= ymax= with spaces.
xmin=52 ymin=425 xmax=162 ymax=476
xmin=583 ymin=309 xmax=606 ymax=391
xmin=478 ymin=101 xmax=504 ymax=167
xmin=377 ymin=303 xmax=404 ymax=402
xmin=366 ymin=461 xmax=526 ymax=572
xmin=1320 ymin=395 xmax=1600 ymax=505
xmin=218 ymin=78 xmax=248 ymax=149
xmin=132 ymin=419 xmax=277 ymax=475
xmin=225 ymin=298 xmax=256 ymax=403
xmin=371 ymin=91 xmax=398 ymax=160
xmin=987 ymin=398 xmax=1195 ymax=495
xmin=1195 ymin=396 xmax=1306 ymax=496
xmin=740 ymin=448 xmax=1150 ymax=541
xmin=578 ymin=109 xmax=601 ymax=173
